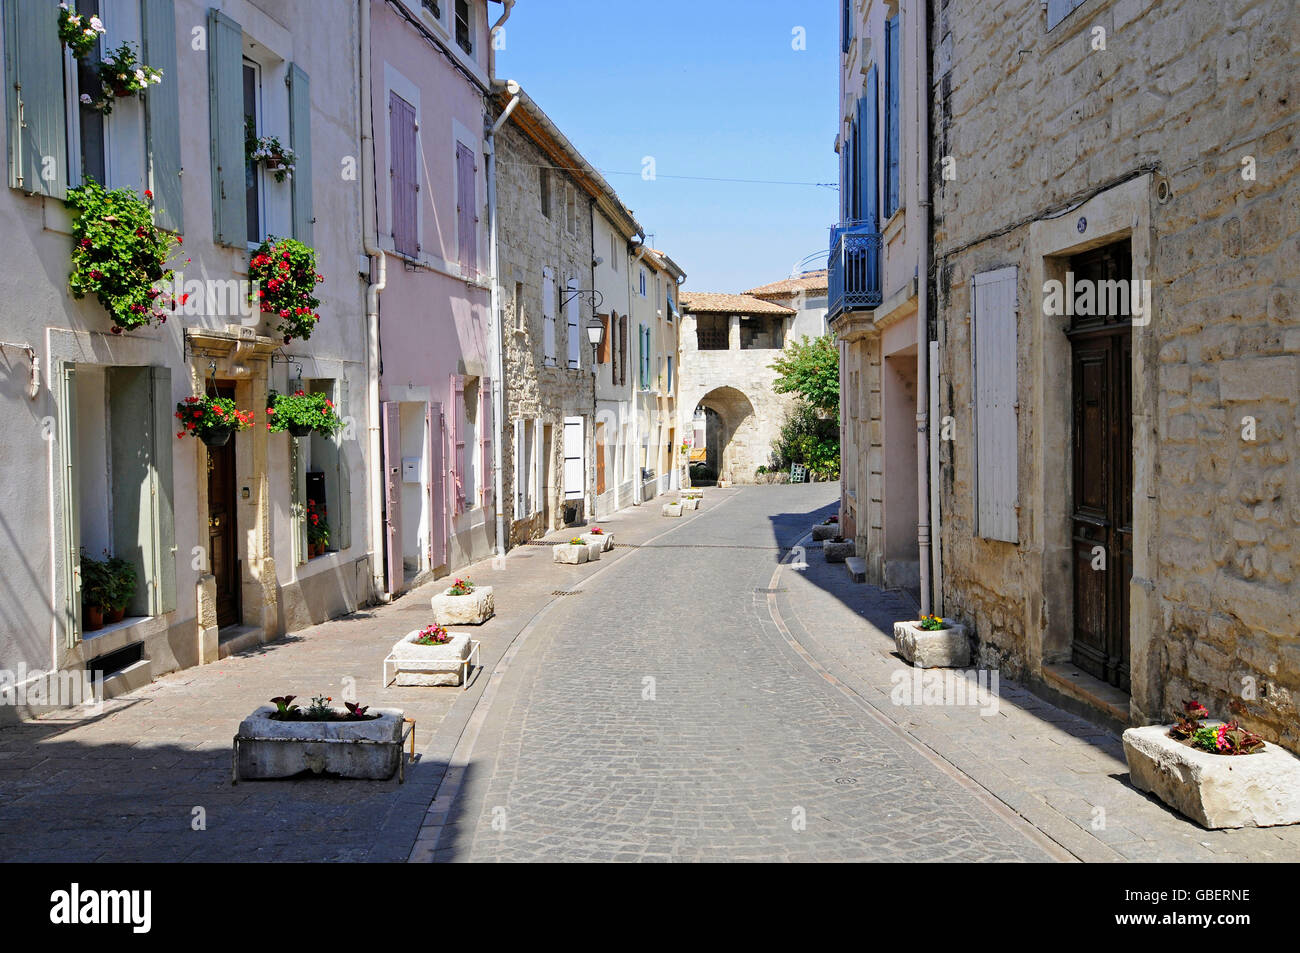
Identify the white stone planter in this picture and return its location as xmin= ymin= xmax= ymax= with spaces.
xmin=893 ymin=620 xmax=970 ymax=668
xmin=680 ymin=497 xmax=699 ymax=510
xmin=233 ymin=705 xmax=407 ymax=781
xmin=662 ymin=502 xmax=683 ymax=517
xmin=429 ymin=585 xmax=494 ymax=625
xmin=583 ymin=540 xmax=603 ymax=561
xmin=385 ymin=630 xmax=476 ymax=687
xmin=822 ymin=539 xmax=854 ymax=562
xmin=811 ymin=523 xmax=839 ymax=541
xmin=581 ymin=532 xmax=614 ymax=552
xmin=1123 ymin=725 xmax=1300 ymax=829
xmin=553 ymin=543 xmax=590 ymax=564
xmin=682 ymin=490 xmax=703 ymax=500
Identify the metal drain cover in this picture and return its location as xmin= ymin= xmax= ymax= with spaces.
xmin=820 ymin=757 xmax=841 ymax=764
xmin=754 ymin=587 xmax=787 ymax=594
xmin=834 ymin=777 xmax=858 ymax=785
xmin=551 ymin=590 xmax=582 ymax=597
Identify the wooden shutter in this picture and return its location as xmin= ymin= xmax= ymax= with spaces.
xmin=450 ymin=374 xmax=465 ymax=514
xmin=595 ymin=429 xmax=606 ymax=495
xmin=390 ymin=91 xmax=418 ymax=256
xmin=287 ymin=63 xmax=313 ymax=243
xmin=149 ymin=366 xmax=176 ymax=613
xmin=971 ymin=267 xmax=1019 ymax=542
xmin=334 ymin=378 xmax=351 ymax=551
xmin=885 ymin=15 xmax=900 ymax=217
xmin=619 ymin=315 xmax=628 ymax=385
xmin=58 ymin=364 xmax=81 ymax=644
xmin=208 ymin=8 xmax=245 ymax=245
xmin=4 ymin=0 xmax=67 ymax=197
xmin=861 ymin=66 xmax=878 ymax=227
xmin=598 ymin=314 xmax=611 ymax=364
xmin=456 ymin=140 xmax=477 ymax=275
xmin=513 ymin=418 xmax=524 ymax=517
xmin=563 ymin=416 xmax=583 ymax=500
xmin=479 ymin=376 xmax=492 ymax=508
xmin=542 ymin=267 xmax=556 ymax=365
xmin=381 ymin=401 xmax=401 ymax=593
xmin=143 ymin=0 xmax=183 ymax=232
xmin=566 ymin=277 xmax=580 ymax=369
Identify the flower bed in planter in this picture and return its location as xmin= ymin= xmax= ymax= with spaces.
xmin=383 ymin=626 xmax=478 ymax=688
xmin=893 ymin=617 xmax=970 ymax=668
xmin=429 ymin=579 xmax=494 ymax=625
xmin=553 ymin=540 xmax=590 ymax=564
xmin=821 ymin=538 xmax=854 ymax=562
xmin=581 ymin=530 xmax=614 ymax=552
xmin=661 ymin=502 xmax=684 ymax=518
xmin=1121 ymin=702 xmax=1300 ymax=828
xmin=680 ymin=497 xmax=699 ymax=511
xmin=811 ymin=517 xmax=839 ymax=541
xmin=233 ymin=700 xmax=408 ymax=782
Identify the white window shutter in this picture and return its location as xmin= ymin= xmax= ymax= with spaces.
xmin=566 ymin=277 xmax=581 ymax=368
xmin=971 ymin=266 xmax=1019 ymax=543
xmin=542 ymin=267 xmax=556 ymax=365
xmin=514 ymin=418 xmax=524 ymax=516
xmin=563 ymin=416 xmax=584 ymax=500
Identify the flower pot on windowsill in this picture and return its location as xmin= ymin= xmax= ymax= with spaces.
xmin=104 ymin=605 xmax=126 ymax=625
xmin=201 ymin=428 xmax=234 ymax=448
xmin=83 ymin=604 xmax=104 ymax=632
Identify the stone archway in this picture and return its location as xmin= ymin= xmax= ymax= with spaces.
xmin=695 ymin=386 xmax=760 ymax=483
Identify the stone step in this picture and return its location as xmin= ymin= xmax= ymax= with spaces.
xmin=845 ymin=556 xmax=867 ymax=583
xmin=99 ymin=659 xmax=152 ymax=700
xmin=218 ymin=625 xmax=268 ymax=659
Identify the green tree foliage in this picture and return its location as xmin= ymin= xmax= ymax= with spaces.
xmin=770 ymin=334 xmax=840 ymax=420
xmin=768 ymin=402 xmax=840 ymax=481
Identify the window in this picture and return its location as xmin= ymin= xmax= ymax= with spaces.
xmin=421 ymin=0 xmax=442 ymax=17
xmin=514 ymin=419 xmax=538 ymax=517
xmin=566 ymin=276 xmax=581 ymax=369
xmin=667 ymin=356 xmax=674 ymax=393
xmin=667 ymin=290 xmax=675 ymax=322
xmin=883 ymin=14 xmax=900 ymax=219
xmin=610 ymin=233 xmax=618 ymax=271
xmin=1046 ymin=0 xmax=1090 ymax=30
xmin=455 ymin=1 xmax=473 ymax=56
xmin=740 ymin=315 xmax=784 ymax=350
xmin=841 ymin=0 xmax=853 ymax=53
xmin=462 ymin=376 xmax=479 ymax=507
xmin=971 ymin=267 xmax=1019 ymax=542
xmin=243 ymin=60 xmax=263 ymax=244
xmin=456 ymin=140 xmax=477 ymax=276
xmin=639 ymin=268 xmax=647 ymax=297
xmin=696 ymin=315 xmax=728 ymax=350
xmin=567 ymin=186 xmax=578 ymax=237
xmin=297 ymin=379 xmax=351 ymax=560
xmin=859 ymin=66 xmax=879 ymax=226
xmin=389 ymin=91 xmax=419 ymax=257
xmin=540 ymin=168 xmax=551 ymax=218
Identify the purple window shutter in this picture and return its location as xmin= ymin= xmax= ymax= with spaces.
xmin=479 ymin=377 xmax=492 ymax=508
xmin=456 ymin=142 xmax=477 ymax=276
xmin=390 ymin=92 xmax=418 ymax=257
xmin=450 ymin=374 xmax=466 ymax=514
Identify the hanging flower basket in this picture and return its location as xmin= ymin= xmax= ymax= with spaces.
xmin=266 ymin=389 xmax=342 ymax=438
xmin=175 ymin=395 xmax=253 ymax=445
xmin=57 ymin=4 xmax=106 ymax=60
xmin=245 ymin=121 xmax=298 ymax=184
xmin=80 ymin=41 xmax=163 ymax=115
xmin=249 ymin=238 xmax=324 ymax=343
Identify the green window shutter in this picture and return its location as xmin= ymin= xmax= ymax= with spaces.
xmin=290 ymin=436 xmax=306 ymax=565
xmin=108 ymin=367 xmax=154 ymax=617
xmin=143 ymin=0 xmax=183 ymax=232
xmin=335 ymin=378 xmax=351 ymax=551
xmin=4 ymin=0 xmax=68 ymax=197
xmin=287 ymin=62 xmax=313 ymax=244
xmin=207 ymin=7 xmax=245 ymax=246
xmin=58 ymin=363 xmax=81 ymax=645
xmin=149 ymin=366 xmax=176 ymax=613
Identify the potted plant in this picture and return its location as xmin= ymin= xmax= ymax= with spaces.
xmin=248 ymin=238 xmax=324 ymax=343
xmin=553 ymin=537 xmax=591 ymax=564
xmin=103 ymin=555 xmax=137 ymax=624
xmin=245 ymin=119 xmax=298 ymax=184
xmin=385 ymin=625 xmax=478 ymax=688
xmin=234 ymin=694 xmax=407 ymax=781
xmin=306 ymin=500 xmax=329 ymax=557
xmin=80 ymin=41 xmax=162 ymax=114
xmin=175 ymin=395 xmax=253 ymax=447
xmin=812 ymin=514 xmax=840 ymax=541
xmin=430 ymin=576 xmax=495 ymax=625
xmin=822 ymin=535 xmax=854 ymax=563
xmin=79 ymin=550 xmax=110 ymax=631
xmin=1123 ymin=700 xmax=1300 ymax=828
xmin=266 ymin=389 xmax=342 ymax=438
xmin=893 ymin=614 xmax=970 ymax=668
xmin=66 ymin=179 xmax=183 ymax=332
xmin=57 ymin=3 xmax=105 ymax=59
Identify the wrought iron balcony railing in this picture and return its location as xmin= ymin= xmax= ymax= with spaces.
xmin=827 ymin=222 xmax=883 ymax=321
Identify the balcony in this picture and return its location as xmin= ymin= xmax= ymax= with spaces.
xmin=827 ymin=222 xmax=883 ymax=321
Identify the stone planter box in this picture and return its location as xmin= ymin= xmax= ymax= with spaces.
xmin=581 ymin=532 xmax=614 ymax=553
xmin=822 ymin=539 xmax=854 ymax=562
xmin=553 ymin=543 xmax=590 ymax=564
xmin=1123 ymin=725 xmax=1300 ymax=829
xmin=811 ymin=523 xmax=839 ymax=541
xmin=680 ymin=497 xmax=699 ymax=511
xmin=583 ymin=540 xmax=603 ymax=561
xmin=384 ymin=630 xmax=478 ymax=688
xmin=662 ymin=502 xmax=683 ymax=517
xmin=429 ymin=585 xmax=494 ymax=625
xmin=893 ymin=620 xmax=971 ymax=668
xmin=682 ymin=490 xmax=703 ymax=500
xmin=233 ymin=705 xmax=408 ymax=782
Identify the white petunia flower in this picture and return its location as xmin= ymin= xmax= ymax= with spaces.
xmin=80 ymin=93 xmax=92 ymax=105
xmin=89 ymin=16 xmax=104 ymax=32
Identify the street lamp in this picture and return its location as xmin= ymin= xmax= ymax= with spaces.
xmin=586 ymin=314 xmax=605 ymax=366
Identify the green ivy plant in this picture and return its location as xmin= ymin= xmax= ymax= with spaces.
xmin=266 ymin=389 xmax=341 ymax=436
xmin=249 ymin=238 xmax=324 ymax=343
xmin=67 ymin=179 xmax=181 ymax=332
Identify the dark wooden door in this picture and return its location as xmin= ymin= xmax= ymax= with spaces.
xmin=1067 ymin=241 xmax=1133 ymax=691
xmin=208 ymin=386 xmax=239 ymax=628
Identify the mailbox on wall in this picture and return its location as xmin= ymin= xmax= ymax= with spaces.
xmin=401 ymin=457 xmax=420 ymax=484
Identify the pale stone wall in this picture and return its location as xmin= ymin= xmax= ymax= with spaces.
xmin=496 ymin=118 xmax=596 ymax=543
xmin=932 ymin=0 xmax=1300 ymax=744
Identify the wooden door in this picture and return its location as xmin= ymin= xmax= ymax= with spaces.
xmin=207 ymin=386 xmax=239 ymax=628
xmin=595 ymin=423 xmax=607 ymax=496
xmin=382 ymin=401 xmax=402 ymax=595
xmin=1067 ymin=241 xmax=1133 ymax=691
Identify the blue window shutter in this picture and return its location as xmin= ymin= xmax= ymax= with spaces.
xmin=150 ymin=366 xmax=176 ymax=614
xmin=143 ymin=0 xmax=182 ymax=232
xmin=862 ymin=65 xmax=878 ymax=228
xmin=4 ymin=0 xmax=67 ymax=197
xmin=335 ymin=378 xmax=351 ymax=551
xmin=207 ymin=8 xmax=245 ymax=246
xmin=885 ymin=15 xmax=900 ymax=217
xmin=287 ymin=62 xmax=313 ymax=244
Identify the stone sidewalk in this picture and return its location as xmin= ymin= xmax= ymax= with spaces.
xmin=772 ymin=508 xmax=1300 ymax=863
xmin=0 ymin=490 xmax=706 ymax=862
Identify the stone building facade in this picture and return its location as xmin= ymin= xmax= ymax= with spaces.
xmin=494 ymin=89 xmax=598 ymax=544
xmin=930 ymin=0 xmax=1300 ymax=743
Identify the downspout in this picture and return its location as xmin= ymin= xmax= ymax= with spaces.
xmin=360 ymin=0 xmax=388 ymax=600
xmin=915 ymin=0 xmax=934 ymax=616
xmin=487 ymin=0 xmax=515 ymax=84
xmin=629 ymin=236 xmax=647 ymax=503
xmin=486 ymin=79 xmax=521 ymax=557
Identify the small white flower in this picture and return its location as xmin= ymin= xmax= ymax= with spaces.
xmin=80 ymin=93 xmax=92 ymax=105
xmin=89 ymin=16 xmax=104 ymax=32
xmin=59 ymin=2 xmax=70 ymax=10
xmin=135 ymin=69 xmax=145 ymax=82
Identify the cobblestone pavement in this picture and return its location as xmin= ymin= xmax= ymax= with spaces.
xmin=427 ymin=485 xmax=1061 ymax=862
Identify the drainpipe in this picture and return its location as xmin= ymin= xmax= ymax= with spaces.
xmin=914 ymin=0 xmax=934 ymax=616
xmin=360 ymin=0 xmax=388 ymax=600
xmin=487 ymin=0 xmax=515 ymax=84
xmin=629 ymin=236 xmax=647 ymax=502
xmin=486 ymin=79 xmax=521 ymax=557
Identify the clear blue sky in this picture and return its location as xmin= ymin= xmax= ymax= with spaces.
xmin=496 ymin=0 xmax=839 ymax=294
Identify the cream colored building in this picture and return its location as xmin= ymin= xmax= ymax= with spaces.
xmin=630 ymin=247 xmax=686 ymax=500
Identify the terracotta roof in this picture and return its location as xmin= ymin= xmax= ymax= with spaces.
xmin=744 ymin=270 xmax=830 ymax=298
xmin=678 ymin=292 xmax=795 ymax=316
